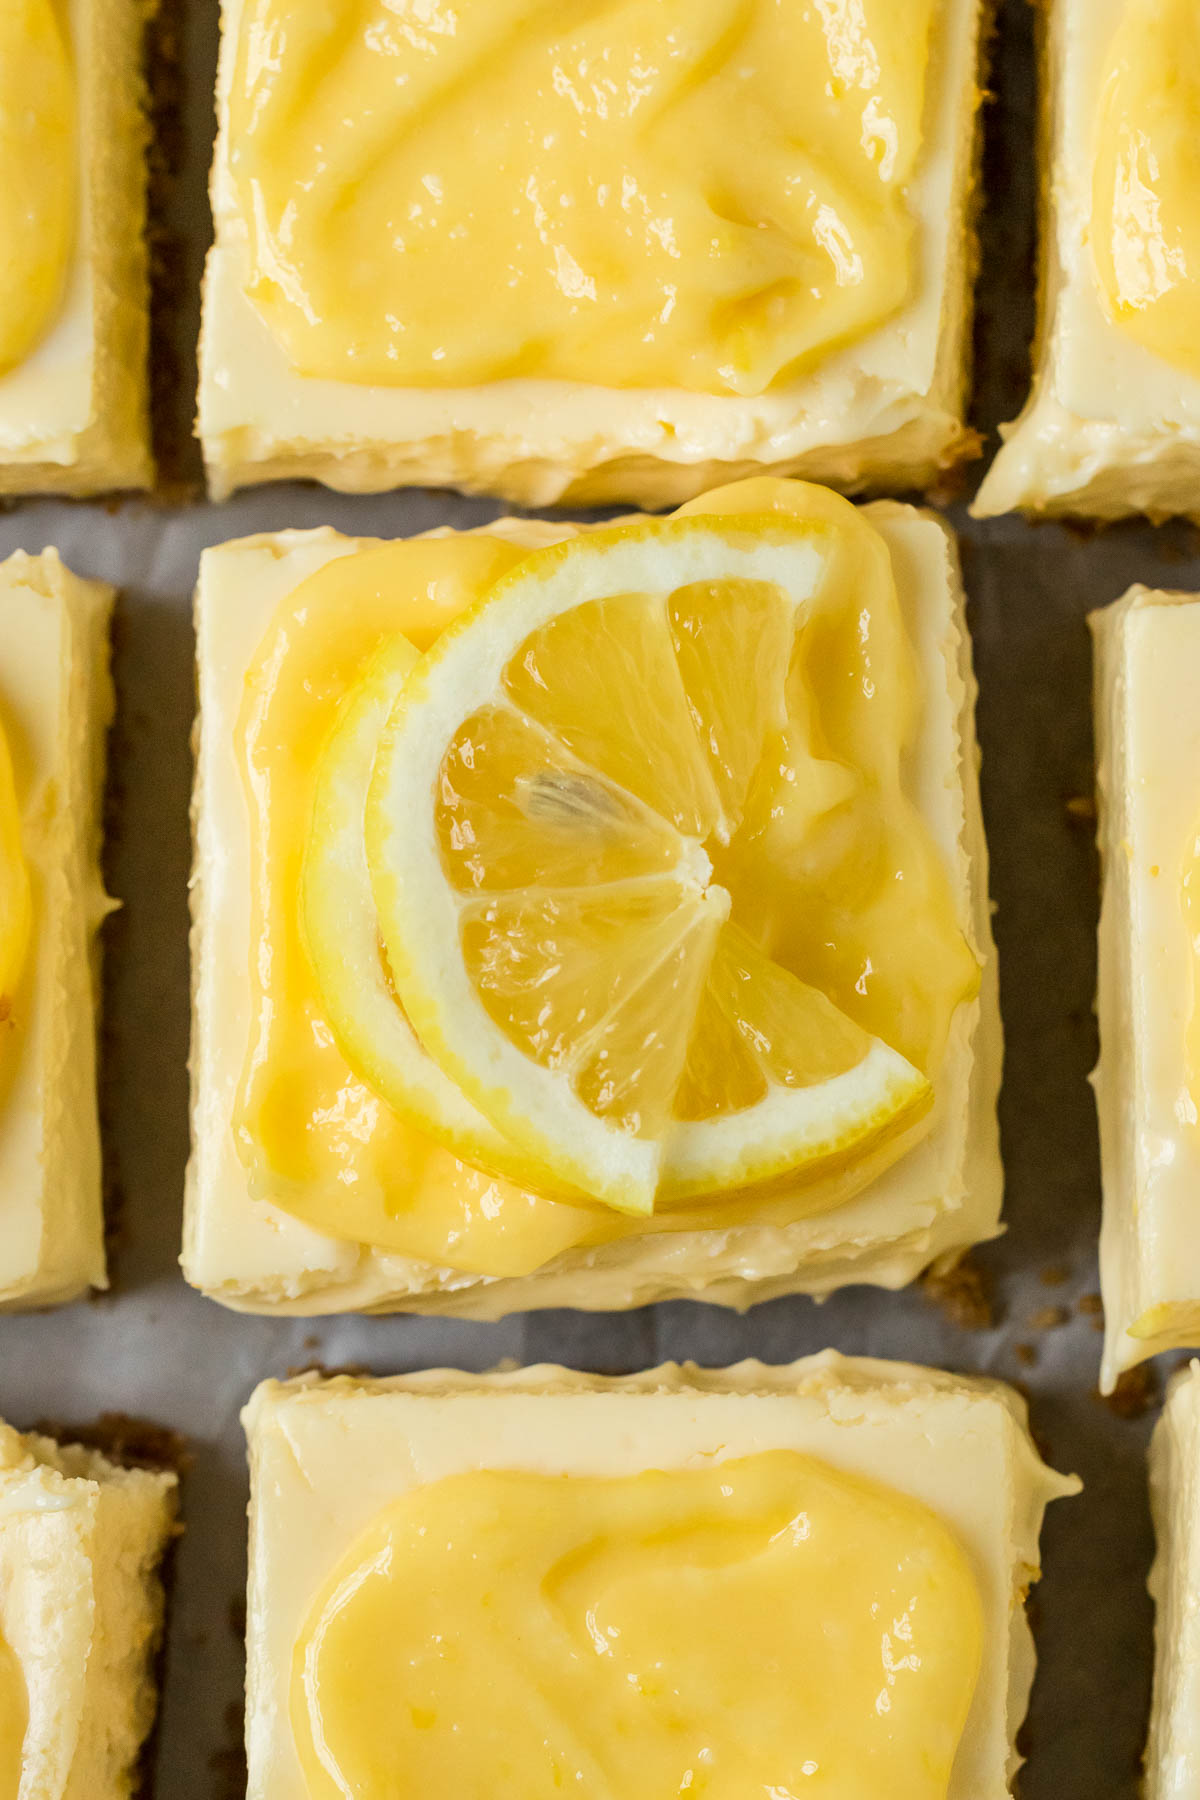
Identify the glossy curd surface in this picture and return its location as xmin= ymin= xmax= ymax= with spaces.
xmin=1092 ymin=0 xmax=1200 ymax=378
xmin=235 ymin=481 xmax=977 ymax=1273
xmin=291 ymin=1450 xmax=982 ymax=1799
xmin=228 ymin=0 xmax=932 ymax=394
xmin=0 ymin=0 xmax=74 ymax=376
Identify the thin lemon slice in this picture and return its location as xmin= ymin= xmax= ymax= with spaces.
xmin=303 ymin=636 xmax=582 ymax=1196
xmin=367 ymin=514 xmax=932 ymax=1213
xmin=0 ymin=712 xmax=30 ymax=1048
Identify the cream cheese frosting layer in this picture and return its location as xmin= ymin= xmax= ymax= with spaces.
xmin=1147 ymin=1363 xmax=1200 ymax=1799
xmin=0 ymin=1420 xmax=177 ymax=1800
xmin=183 ymin=504 xmax=1002 ymax=1317
xmin=198 ymin=0 xmax=988 ymax=506
xmin=0 ymin=552 xmax=113 ymax=1310
xmin=0 ymin=0 xmax=152 ymax=496
xmin=243 ymin=1354 xmax=1078 ymax=1800
xmin=975 ymin=0 xmax=1200 ymax=523
xmin=1092 ymin=588 xmax=1200 ymax=1391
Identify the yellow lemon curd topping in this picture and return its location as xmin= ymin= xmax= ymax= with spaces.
xmin=234 ymin=479 xmax=977 ymax=1270
xmin=0 ymin=0 xmax=75 ymax=376
xmin=0 ymin=1627 xmax=25 ymax=1799
xmin=228 ymin=0 xmax=933 ymax=395
xmin=1092 ymin=0 xmax=1200 ymax=377
xmin=0 ymin=709 xmax=32 ymax=1068
xmin=234 ymin=537 xmax=597 ymax=1278
xmin=291 ymin=1452 xmax=984 ymax=1800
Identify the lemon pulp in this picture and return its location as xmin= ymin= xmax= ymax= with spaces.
xmin=237 ymin=482 xmax=977 ymax=1264
xmin=0 ymin=709 xmax=32 ymax=1068
xmin=1092 ymin=0 xmax=1200 ymax=377
xmin=0 ymin=1627 xmax=25 ymax=1798
xmin=0 ymin=0 xmax=75 ymax=375
xmin=228 ymin=0 xmax=932 ymax=394
xmin=292 ymin=1452 xmax=982 ymax=1800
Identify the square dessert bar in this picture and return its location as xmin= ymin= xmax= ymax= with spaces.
xmin=0 ymin=0 xmax=154 ymax=497
xmin=0 ymin=551 xmax=113 ymax=1309
xmin=243 ymin=1356 xmax=1077 ymax=1799
xmin=185 ymin=502 xmax=1001 ymax=1317
xmin=0 ymin=1419 xmax=177 ymax=1798
xmin=1092 ymin=589 xmax=1200 ymax=1391
xmin=1147 ymin=1364 xmax=1200 ymax=1799
xmin=199 ymin=0 xmax=989 ymax=506
xmin=975 ymin=0 xmax=1200 ymax=523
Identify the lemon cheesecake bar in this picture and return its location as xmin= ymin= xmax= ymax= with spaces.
xmin=0 ymin=1418 xmax=177 ymax=1799
xmin=0 ymin=551 xmax=113 ymax=1309
xmin=244 ymin=1355 xmax=1077 ymax=1800
xmin=1147 ymin=1363 xmax=1200 ymax=1799
xmin=185 ymin=478 xmax=1001 ymax=1316
xmin=976 ymin=0 xmax=1200 ymax=523
xmin=198 ymin=0 xmax=990 ymax=507
xmin=1092 ymin=587 xmax=1200 ymax=1391
xmin=0 ymin=0 xmax=155 ymax=497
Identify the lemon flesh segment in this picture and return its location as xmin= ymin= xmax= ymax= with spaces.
xmin=0 ymin=714 xmax=31 ymax=1051
xmin=368 ymin=516 xmax=932 ymax=1214
xmin=461 ymin=877 xmax=729 ymax=1152
xmin=302 ymin=636 xmax=584 ymax=1196
xmin=435 ymin=702 xmax=682 ymax=894
xmin=665 ymin=923 xmax=931 ymax=1200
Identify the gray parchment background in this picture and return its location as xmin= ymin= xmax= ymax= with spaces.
xmin=0 ymin=4 xmax=1192 ymax=1793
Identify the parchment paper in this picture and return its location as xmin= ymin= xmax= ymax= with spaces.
xmin=0 ymin=4 xmax=1189 ymax=1794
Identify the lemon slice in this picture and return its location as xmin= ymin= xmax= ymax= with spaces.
xmin=366 ymin=514 xmax=932 ymax=1214
xmin=302 ymin=635 xmax=580 ymax=1196
xmin=0 ymin=713 xmax=31 ymax=1045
